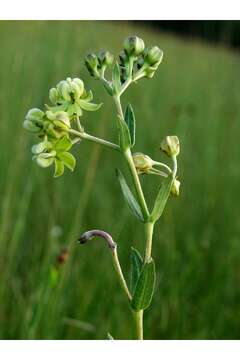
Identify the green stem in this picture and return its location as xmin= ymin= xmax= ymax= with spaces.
xmin=144 ymin=221 xmax=155 ymax=262
xmin=68 ymin=128 xmax=120 ymax=152
xmin=112 ymin=247 xmax=132 ymax=301
xmin=124 ymin=148 xmax=150 ymax=220
xmin=134 ymin=310 xmax=143 ymax=340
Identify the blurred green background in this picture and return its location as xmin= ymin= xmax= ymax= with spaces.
xmin=0 ymin=20 xmax=240 ymax=340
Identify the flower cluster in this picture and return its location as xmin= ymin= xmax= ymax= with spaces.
xmin=85 ymin=51 xmax=114 ymax=79
xmin=85 ymin=35 xmax=163 ymax=92
xmin=121 ymin=36 xmax=163 ymax=81
xmin=23 ymin=77 xmax=101 ymax=177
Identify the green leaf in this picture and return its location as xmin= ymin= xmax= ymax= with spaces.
xmin=130 ymin=247 xmax=143 ymax=295
xmin=54 ymin=159 xmax=64 ymax=177
xmin=55 ymin=136 xmax=72 ymax=152
xmin=58 ymin=152 xmax=76 ymax=171
xmin=116 ymin=168 xmax=144 ymax=222
xmin=124 ymin=104 xmax=136 ymax=147
xmin=112 ymin=62 xmax=122 ymax=94
xmin=117 ymin=116 xmax=131 ymax=151
xmin=150 ymin=175 xmax=173 ymax=222
xmin=131 ymin=258 xmax=156 ymax=311
xmin=78 ymin=99 xmax=102 ymax=112
xmin=107 ymin=332 xmax=114 ymax=340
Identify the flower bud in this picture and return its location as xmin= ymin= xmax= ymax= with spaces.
xmin=160 ymin=136 xmax=180 ymax=157
xmin=98 ymin=50 xmax=114 ymax=66
xmin=49 ymin=87 xmax=60 ymax=105
xmin=171 ymin=179 xmax=180 ymax=197
xmin=26 ymin=108 xmax=44 ymax=123
xmin=123 ymin=36 xmax=145 ymax=56
xmin=145 ymin=46 xmax=163 ymax=66
xmin=133 ymin=153 xmax=154 ymax=174
xmin=68 ymin=77 xmax=84 ymax=99
xmin=119 ymin=51 xmax=128 ymax=66
xmin=85 ymin=53 xmax=100 ymax=78
xmin=57 ymin=80 xmax=71 ymax=102
xmin=23 ymin=108 xmax=44 ymax=133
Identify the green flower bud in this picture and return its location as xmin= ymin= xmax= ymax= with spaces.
xmin=145 ymin=46 xmax=163 ymax=66
xmin=26 ymin=108 xmax=44 ymax=123
xmin=23 ymin=120 xmax=40 ymax=133
xmin=160 ymin=136 xmax=180 ymax=157
xmin=66 ymin=77 xmax=84 ymax=99
xmin=57 ymin=80 xmax=72 ymax=102
xmin=119 ymin=51 xmax=128 ymax=66
xmin=171 ymin=178 xmax=180 ymax=197
xmin=85 ymin=53 xmax=100 ymax=78
xmin=24 ymin=108 xmax=44 ymax=133
xmin=49 ymin=88 xmax=60 ymax=105
xmin=123 ymin=36 xmax=145 ymax=56
xmin=133 ymin=152 xmax=154 ymax=174
xmin=98 ymin=50 xmax=114 ymax=66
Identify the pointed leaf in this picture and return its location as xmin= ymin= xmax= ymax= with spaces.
xmin=58 ymin=152 xmax=76 ymax=171
xmin=124 ymin=104 xmax=136 ymax=147
xmin=130 ymin=247 xmax=143 ymax=295
xmin=131 ymin=258 xmax=156 ymax=311
xmin=54 ymin=159 xmax=64 ymax=177
xmin=117 ymin=116 xmax=131 ymax=151
xmin=78 ymin=99 xmax=102 ymax=112
xmin=116 ymin=168 xmax=144 ymax=222
xmin=150 ymin=175 xmax=173 ymax=222
xmin=112 ymin=62 xmax=121 ymax=94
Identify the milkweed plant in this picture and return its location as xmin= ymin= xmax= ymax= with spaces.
xmin=24 ymin=35 xmax=181 ymax=340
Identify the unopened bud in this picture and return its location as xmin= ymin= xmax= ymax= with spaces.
xmin=49 ymin=87 xmax=60 ymax=105
xmin=123 ymin=36 xmax=145 ymax=57
xmin=23 ymin=108 xmax=44 ymax=133
xmin=145 ymin=46 xmax=163 ymax=66
xmin=85 ymin=53 xmax=100 ymax=78
xmin=160 ymin=136 xmax=180 ymax=157
xmin=57 ymin=80 xmax=71 ymax=101
xmin=133 ymin=153 xmax=154 ymax=174
xmin=98 ymin=50 xmax=114 ymax=66
xmin=171 ymin=179 xmax=180 ymax=197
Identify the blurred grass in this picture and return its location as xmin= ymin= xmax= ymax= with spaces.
xmin=0 ymin=20 xmax=240 ymax=339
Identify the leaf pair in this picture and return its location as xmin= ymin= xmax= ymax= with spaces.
xmin=130 ymin=248 xmax=156 ymax=311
